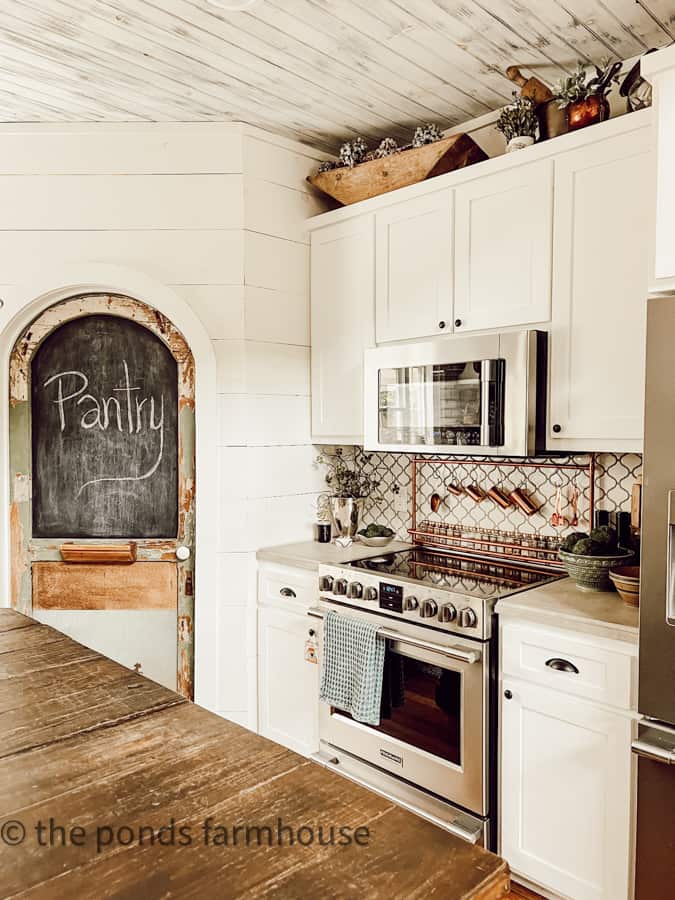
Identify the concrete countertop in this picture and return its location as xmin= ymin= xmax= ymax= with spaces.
xmin=496 ymin=576 xmax=639 ymax=643
xmin=257 ymin=539 xmax=413 ymax=572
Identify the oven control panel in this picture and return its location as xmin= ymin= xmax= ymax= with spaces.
xmin=317 ymin=566 xmax=489 ymax=639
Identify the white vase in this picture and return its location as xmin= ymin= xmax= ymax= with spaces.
xmin=507 ymin=135 xmax=535 ymax=153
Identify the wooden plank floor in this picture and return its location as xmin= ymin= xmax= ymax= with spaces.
xmin=0 ymin=608 xmax=511 ymax=899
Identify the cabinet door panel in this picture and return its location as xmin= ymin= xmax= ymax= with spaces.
xmin=375 ymin=191 xmax=453 ymax=343
xmin=548 ymin=128 xmax=651 ymax=451
xmin=311 ymin=216 xmax=375 ymax=442
xmin=258 ymin=605 xmax=319 ymax=757
xmin=501 ymin=678 xmax=634 ymax=900
xmin=454 ymin=160 xmax=553 ymax=332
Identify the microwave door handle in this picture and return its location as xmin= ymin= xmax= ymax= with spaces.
xmin=479 ymin=359 xmax=504 ymax=447
xmin=480 ymin=359 xmax=491 ymax=446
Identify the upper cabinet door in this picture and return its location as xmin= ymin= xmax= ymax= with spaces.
xmin=375 ymin=191 xmax=453 ymax=343
xmin=454 ymin=159 xmax=553 ymax=333
xmin=548 ymin=127 xmax=651 ymax=452
xmin=311 ymin=215 xmax=375 ymax=443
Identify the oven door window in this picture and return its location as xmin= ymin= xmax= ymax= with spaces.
xmin=378 ymin=359 xmax=504 ymax=447
xmin=340 ymin=643 xmax=462 ymax=766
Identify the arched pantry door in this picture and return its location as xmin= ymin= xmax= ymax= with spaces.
xmin=9 ymin=294 xmax=196 ymax=698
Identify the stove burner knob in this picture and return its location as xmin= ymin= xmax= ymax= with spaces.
xmin=346 ymin=581 xmax=363 ymax=599
xmin=319 ymin=575 xmax=334 ymax=592
xmin=334 ymin=578 xmax=348 ymax=596
xmin=404 ymin=595 xmax=419 ymax=611
xmin=364 ymin=586 xmax=378 ymax=603
xmin=420 ymin=598 xmax=438 ymax=619
xmin=439 ymin=603 xmax=457 ymax=623
xmin=459 ymin=607 xmax=478 ymax=629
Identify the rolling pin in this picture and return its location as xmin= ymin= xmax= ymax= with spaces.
xmin=506 ymin=66 xmax=553 ymax=106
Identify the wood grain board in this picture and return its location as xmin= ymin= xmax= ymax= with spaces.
xmin=0 ymin=609 xmax=510 ymax=899
xmin=33 ymin=562 xmax=176 ymax=610
xmin=0 ymin=2 xmax=671 ymax=149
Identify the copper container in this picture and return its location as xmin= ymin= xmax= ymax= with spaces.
xmin=537 ymin=99 xmax=569 ymax=140
xmin=510 ymin=488 xmax=539 ymax=516
xmin=487 ymin=486 xmax=512 ymax=509
xmin=465 ymin=484 xmax=486 ymax=503
xmin=568 ymin=94 xmax=609 ymax=131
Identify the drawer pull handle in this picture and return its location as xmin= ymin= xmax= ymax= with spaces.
xmin=280 ymin=587 xmax=296 ymax=598
xmin=545 ymin=657 xmax=579 ymax=674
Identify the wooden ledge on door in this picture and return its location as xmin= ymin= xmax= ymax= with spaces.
xmin=59 ymin=542 xmax=137 ymax=564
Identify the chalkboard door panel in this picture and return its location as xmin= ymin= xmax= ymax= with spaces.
xmin=31 ymin=315 xmax=178 ymax=538
xmin=10 ymin=295 xmax=196 ymax=700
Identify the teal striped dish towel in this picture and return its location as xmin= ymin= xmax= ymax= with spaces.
xmin=319 ymin=609 xmax=385 ymax=726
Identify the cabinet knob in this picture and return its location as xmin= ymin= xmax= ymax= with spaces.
xmin=454 ymin=318 xmax=462 ymax=328
xmin=438 ymin=320 xmax=447 ymax=329
xmin=504 ymin=689 xmax=513 ymax=700
xmin=308 ymin=628 xmax=316 ymax=637
xmin=552 ymin=424 xmax=562 ymax=434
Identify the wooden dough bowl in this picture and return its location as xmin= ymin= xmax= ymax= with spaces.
xmin=307 ymin=133 xmax=488 ymax=206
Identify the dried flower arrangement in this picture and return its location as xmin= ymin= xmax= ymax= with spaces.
xmin=315 ymin=123 xmax=443 ymax=174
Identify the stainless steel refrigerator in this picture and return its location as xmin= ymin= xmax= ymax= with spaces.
xmin=633 ymin=295 xmax=675 ymax=898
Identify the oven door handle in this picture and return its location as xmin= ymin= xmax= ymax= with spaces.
xmin=307 ymin=607 xmax=482 ymax=664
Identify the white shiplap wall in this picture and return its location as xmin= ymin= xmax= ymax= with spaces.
xmin=0 ymin=122 xmax=329 ymax=726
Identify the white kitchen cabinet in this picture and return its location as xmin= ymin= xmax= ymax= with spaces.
xmin=375 ymin=191 xmax=453 ymax=343
xmin=501 ymin=677 xmax=634 ymax=900
xmin=548 ymin=126 xmax=652 ymax=452
xmin=641 ymin=48 xmax=675 ymax=290
xmin=454 ymin=160 xmax=553 ymax=332
xmin=311 ymin=215 xmax=375 ymax=443
xmin=258 ymin=563 xmax=319 ymax=757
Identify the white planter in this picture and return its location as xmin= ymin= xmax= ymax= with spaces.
xmin=507 ymin=135 xmax=535 ymax=153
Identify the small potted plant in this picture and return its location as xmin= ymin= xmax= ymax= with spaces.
xmin=316 ymin=448 xmax=380 ymax=539
xmin=496 ymin=93 xmax=538 ymax=153
xmin=554 ymin=60 xmax=621 ymax=131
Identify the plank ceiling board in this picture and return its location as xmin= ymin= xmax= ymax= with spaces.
xmin=0 ymin=0 xmax=671 ymax=151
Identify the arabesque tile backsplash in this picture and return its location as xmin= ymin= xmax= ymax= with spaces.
xmin=328 ymin=449 xmax=642 ymax=543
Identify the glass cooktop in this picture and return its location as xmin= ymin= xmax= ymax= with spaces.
xmin=349 ymin=548 xmax=562 ymax=601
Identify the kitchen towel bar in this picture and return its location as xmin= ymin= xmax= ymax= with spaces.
xmin=307 ymin=607 xmax=481 ymax=664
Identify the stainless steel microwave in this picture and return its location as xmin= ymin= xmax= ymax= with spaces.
xmin=364 ymin=330 xmax=546 ymax=456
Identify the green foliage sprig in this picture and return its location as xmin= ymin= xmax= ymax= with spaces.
xmin=315 ymin=447 xmax=380 ymax=499
xmin=496 ymin=92 xmax=538 ymax=142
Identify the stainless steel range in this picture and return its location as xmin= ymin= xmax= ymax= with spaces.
xmin=310 ymin=547 xmax=562 ymax=849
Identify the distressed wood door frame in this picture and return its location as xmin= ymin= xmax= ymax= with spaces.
xmin=8 ymin=293 xmax=196 ymax=697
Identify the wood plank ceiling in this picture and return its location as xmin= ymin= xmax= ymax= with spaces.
xmin=0 ymin=0 xmax=672 ymax=151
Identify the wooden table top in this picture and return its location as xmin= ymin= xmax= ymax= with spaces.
xmin=0 ymin=608 xmax=510 ymax=899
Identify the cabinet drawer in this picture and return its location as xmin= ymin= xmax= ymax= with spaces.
xmin=258 ymin=563 xmax=316 ymax=610
xmin=501 ymin=621 xmax=636 ymax=710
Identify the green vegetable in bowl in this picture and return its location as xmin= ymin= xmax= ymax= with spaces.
xmin=589 ymin=525 xmax=618 ymax=550
xmin=358 ymin=523 xmax=394 ymax=538
xmin=560 ymin=531 xmax=588 ymax=553
xmin=571 ymin=537 xmax=604 ymax=556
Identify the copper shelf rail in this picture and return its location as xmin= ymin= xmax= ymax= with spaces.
xmin=409 ymin=455 xmax=596 ymax=571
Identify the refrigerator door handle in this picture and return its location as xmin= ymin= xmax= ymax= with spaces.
xmin=632 ymin=725 xmax=675 ymax=765
xmin=666 ymin=490 xmax=675 ymax=626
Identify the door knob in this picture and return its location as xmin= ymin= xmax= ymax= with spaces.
xmin=176 ymin=546 xmax=191 ymax=561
